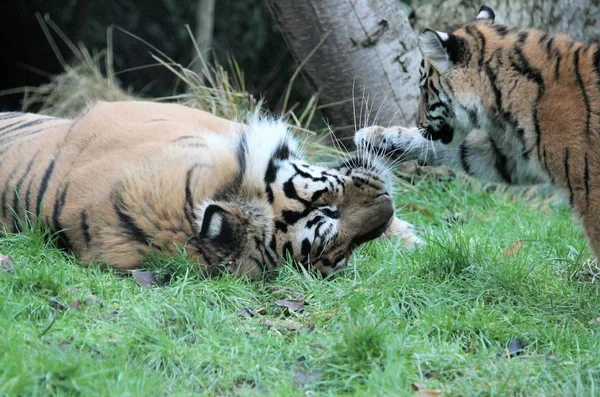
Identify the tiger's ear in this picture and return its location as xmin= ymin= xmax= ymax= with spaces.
xmin=198 ymin=203 xmax=237 ymax=248
xmin=476 ymin=5 xmax=495 ymax=23
xmin=419 ymin=29 xmax=451 ymax=73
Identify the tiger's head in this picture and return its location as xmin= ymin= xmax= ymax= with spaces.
xmin=416 ymin=5 xmax=504 ymax=146
xmin=194 ymin=117 xmax=395 ymax=278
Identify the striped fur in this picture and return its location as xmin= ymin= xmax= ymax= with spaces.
xmin=356 ymin=5 xmax=600 ymax=261
xmin=0 ymin=101 xmax=419 ymax=278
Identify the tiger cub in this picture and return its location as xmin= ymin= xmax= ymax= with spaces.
xmin=355 ymin=5 xmax=600 ymax=260
xmin=0 ymin=101 xmax=421 ymax=279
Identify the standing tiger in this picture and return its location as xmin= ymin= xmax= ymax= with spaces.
xmin=0 ymin=101 xmax=421 ymax=279
xmin=355 ymin=6 xmax=600 ymax=260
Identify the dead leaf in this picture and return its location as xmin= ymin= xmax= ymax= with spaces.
xmin=264 ymin=319 xmax=302 ymax=332
xmin=275 ymin=299 xmax=305 ymax=313
xmin=0 ymin=253 xmax=15 ymax=274
xmin=293 ymin=369 xmax=323 ymax=386
xmin=131 ymin=270 xmax=159 ymax=287
xmin=411 ymin=383 xmax=442 ymax=396
xmin=238 ymin=308 xmax=256 ymax=318
xmin=70 ymin=300 xmax=82 ymax=310
xmin=506 ymin=338 xmax=526 ymax=358
xmin=503 ymin=240 xmax=523 ymax=257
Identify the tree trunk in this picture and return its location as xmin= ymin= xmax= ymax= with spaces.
xmin=191 ymin=0 xmax=216 ymax=78
xmin=265 ymin=0 xmax=420 ymax=140
xmin=410 ymin=0 xmax=600 ymax=43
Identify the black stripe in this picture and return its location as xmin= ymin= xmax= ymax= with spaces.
xmin=1 ymin=163 xmax=22 ymax=219
xmin=274 ymin=141 xmax=292 ymax=160
xmin=517 ymin=31 xmax=528 ymax=44
xmin=36 ymin=156 xmax=58 ymax=217
xmin=52 ymin=183 xmax=71 ymax=250
xmin=283 ymin=179 xmax=310 ymax=206
xmin=24 ymin=178 xmax=34 ymax=217
xmin=512 ymin=44 xmax=545 ymax=162
xmin=0 ymin=118 xmax=55 ymax=137
xmin=546 ymin=37 xmax=555 ymax=56
xmin=80 ymin=210 xmax=91 ymax=245
xmin=171 ymin=135 xmax=203 ymax=143
xmin=301 ymin=238 xmax=311 ymax=259
xmin=564 ymin=148 xmax=573 ymax=206
xmin=282 ymin=241 xmax=294 ymax=260
xmin=0 ymin=120 xmax=27 ymax=134
xmin=0 ymin=126 xmax=60 ymax=147
xmin=554 ymin=53 xmax=561 ymax=79
xmin=235 ymin=132 xmax=247 ymax=182
xmin=584 ymin=153 xmax=590 ymax=206
xmin=489 ymin=138 xmax=512 ymax=183
xmin=470 ymin=26 xmax=487 ymax=69
xmin=484 ymin=52 xmax=503 ymax=111
xmin=574 ymin=48 xmax=591 ymax=139
xmin=0 ymin=112 xmax=23 ymax=121
xmin=459 ymin=141 xmax=471 ymax=175
xmin=113 ymin=193 xmax=150 ymax=245
xmin=542 ymin=146 xmax=554 ymax=183
xmin=594 ymin=47 xmax=600 ymax=88
xmin=11 ymin=154 xmax=38 ymax=231
xmin=494 ymin=25 xmax=508 ymax=37
xmin=184 ymin=164 xmax=202 ymax=228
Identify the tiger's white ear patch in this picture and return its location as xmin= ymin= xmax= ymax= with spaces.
xmin=418 ymin=29 xmax=451 ymax=73
xmin=476 ymin=5 xmax=495 ymax=23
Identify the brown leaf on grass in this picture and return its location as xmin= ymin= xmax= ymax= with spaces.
xmin=0 ymin=253 xmax=15 ymax=274
xmin=264 ymin=319 xmax=303 ymax=332
xmin=502 ymin=240 xmax=523 ymax=257
xmin=506 ymin=338 xmax=526 ymax=358
xmin=70 ymin=300 xmax=82 ymax=310
xmin=131 ymin=270 xmax=159 ymax=287
xmin=293 ymin=369 xmax=323 ymax=386
xmin=411 ymin=383 xmax=442 ymax=396
xmin=238 ymin=308 xmax=257 ymax=318
xmin=275 ymin=299 xmax=305 ymax=313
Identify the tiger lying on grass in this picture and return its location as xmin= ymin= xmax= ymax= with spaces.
xmin=0 ymin=101 xmax=422 ymax=279
xmin=356 ymin=5 xmax=600 ymax=260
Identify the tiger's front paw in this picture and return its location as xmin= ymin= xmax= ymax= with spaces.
xmin=354 ymin=125 xmax=424 ymax=163
xmin=382 ymin=217 xmax=425 ymax=250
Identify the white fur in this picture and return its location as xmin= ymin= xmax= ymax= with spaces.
xmin=419 ymin=30 xmax=451 ymax=73
xmin=476 ymin=7 xmax=495 ymax=22
xmin=206 ymin=212 xmax=223 ymax=238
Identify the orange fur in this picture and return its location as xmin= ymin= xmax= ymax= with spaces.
xmin=356 ymin=6 xmax=600 ymax=261
xmin=0 ymin=101 xmax=415 ymax=278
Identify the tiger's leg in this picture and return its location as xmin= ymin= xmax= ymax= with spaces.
xmin=549 ymin=147 xmax=600 ymax=261
xmin=355 ymin=126 xmax=536 ymax=184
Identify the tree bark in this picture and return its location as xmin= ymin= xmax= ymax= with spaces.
xmin=410 ymin=0 xmax=600 ymax=43
xmin=191 ymin=0 xmax=216 ymax=78
xmin=265 ymin=0 xmax=420 ymax=140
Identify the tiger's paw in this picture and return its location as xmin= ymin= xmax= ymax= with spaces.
xmin=354 ymin=125 xmax=424 ymax=161
xmin=382 ymin=217 xmax=425 ymax=250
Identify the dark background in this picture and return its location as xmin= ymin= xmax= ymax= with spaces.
xmin=0 ymin=0 xmax=301 ymax=112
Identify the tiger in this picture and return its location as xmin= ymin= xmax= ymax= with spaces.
xmin=354 ymin=5 xmax=600 ymax=261
xmin=0 ymin=100 xmax=422 ymax=279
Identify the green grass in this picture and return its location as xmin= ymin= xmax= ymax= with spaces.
xmin=1 ymin=175 xmax=599 ymax=396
